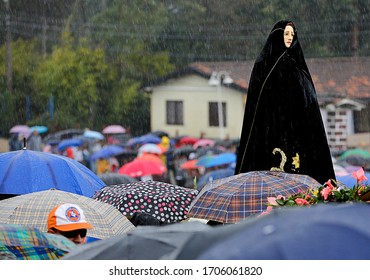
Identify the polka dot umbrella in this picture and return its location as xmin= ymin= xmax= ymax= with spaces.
xmin=93 ymin=181 xmax=199 ymax=224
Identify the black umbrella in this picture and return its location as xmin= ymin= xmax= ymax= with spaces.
xmin=98 ymin=173 xmax=138 ymax=186
xmin=93 ymin=181 xmax=198 ymax=224
xmin=62 ymin=221 xmax=210 ymax=260
xmin=176 ymin=203 xmax=370 ymax=260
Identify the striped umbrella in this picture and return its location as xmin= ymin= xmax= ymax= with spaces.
xmin=187 ymin=170 xmax=321 ymax=224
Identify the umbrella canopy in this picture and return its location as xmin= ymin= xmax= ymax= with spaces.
xmin=176 ymin=203 xmax=370 ymax=260
xmin=202 ymin=152 xmax=236 ymax=168
xmin=93 ymin=181 xmax=199 ymax=224
xmin=63 ymin=221 xmax=210 ymax=260
xmin=0 ymin=149 xmax=105 ymax=197
xmin=195 ymin=154 xmax=216 ymax=167
xmin=30 ymin=125 xmax=48 ymax=134
xmin=127 ymin=134 xmax=162 ymax=146
xmin=57 ymin=138 xmax=84 ymax=151
xmin=138 ymin=143 xmax=163 ymax=155
xmin=91 ymin=145 xmax=125 ymax=161
xmin=178 ymin=136 xmax=199 ymax=146
xmin=196 ymin=167 xmax=235 ymax=190
xmin=193 ymin=139 xmax=215 ymax=149
xmin=151 ymin=130 xmax=169 ymax=138
xmin=187 ymin=170 xmax=321 ymax=223
xmin=102 ymin=125 xmax=126 ymax=134
xmin=338 ymin=148 xmax=370 ymax=166
xmin=180 ymin=159 xmax=199 ymax=170
xmin=98 ymin=173 xmax=138 ymax=185
xmin=9 ymin=125 xmax=31 ymax=138
xmin=339 ymin=148 xmax=370 ymax=159
xmin=0 ymin=189 xmax=135 ymax=240
xmin=0 ymin=223 xmax=76 ymax=260
xmin=337 ymin=170 xmax=370 ymax=187
xmin=43 ymin=129 xmax=84 ymax=144
xmin=83 ymin=130 xmax=104 ymax=140
xmin=118 ymin=157 xmax=167 ymax=178
xmin=173 ymin=146 xmax=196 ymax=157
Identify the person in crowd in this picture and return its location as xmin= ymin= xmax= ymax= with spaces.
xmin=8 ymin=133 xmax=22 ymax=151
xmin=47 ymin=203 xmax=93 ymax=245
xmin=235 ymin=20 xmax=335 ymax=184
xmin=27 ymin=130 xmax=42 ymax=151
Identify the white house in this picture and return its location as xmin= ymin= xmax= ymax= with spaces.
xmin=145 ymin=57 xmax=370 ymax=152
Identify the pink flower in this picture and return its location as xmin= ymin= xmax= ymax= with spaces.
xmin=321 ymin=186 xmax=332 ymax=200
xmin=267 ymin=197 xmax=278 ymax=206
xmin=295 ymin=198 xmax=309 ymax=206
xmin=260 ymin=206 xmax=273 ymax=216
xmin=352 ymin=168 xmax=368 ymax=184
xmin=326 ymin=179 xmax=334 ymax=190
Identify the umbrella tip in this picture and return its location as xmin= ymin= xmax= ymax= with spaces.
xmin=23 ymin=137 xmax=27 ymax=149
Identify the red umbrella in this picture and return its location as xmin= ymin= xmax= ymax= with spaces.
xmin=178 ymin=136 xmax=199 ymax=147
xmin=180 ymin=159 xmax=199 ymax=170
xmin=118 ymin=157 xmax=167 ymax=178
xmin=193 ymin=139 xmax=215 ymax=149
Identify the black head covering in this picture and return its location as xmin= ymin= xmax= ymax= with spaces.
xmin=235 ymin=20 xmax=335 ymax=184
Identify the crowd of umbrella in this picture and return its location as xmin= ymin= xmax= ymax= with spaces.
xmin=1 ymin=124 xmax=370 ymax=260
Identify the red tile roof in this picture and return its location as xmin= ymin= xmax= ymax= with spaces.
xmin=190 ymin=57 xmax=370 ymax=100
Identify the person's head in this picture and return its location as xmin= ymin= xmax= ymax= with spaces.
xmin=47 ymin=203 xmax=93 ymax=244
xmin=284 ymin=22 xmax=295 ymax=48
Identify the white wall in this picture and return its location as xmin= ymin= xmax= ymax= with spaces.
xmin=150 ymin=75 xmax=245 ymax=139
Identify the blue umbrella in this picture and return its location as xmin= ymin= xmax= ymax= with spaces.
xmin=195 ymin=154 xmax=215 ymax=167
xmin=196 ymin=167 xmax=235 ymax=190
xmin=337 ymin=171 xmax=370 ymax=188
xmin=127 ymin=134 xmax=161 ymax=146
xmin=83 ymin=130 xmax=104 ymax=140
xmin=30 ymin=125 xmax=48 ymax=134
xmin=203 ymin=152 xmax=236 ymax=168
xmin=57 ymin=138 xmax=84 ymax=151
xmin=91 ymin=145 xmax=125 ymax=161
xmin=0 ymin=149 xmax=105 ymax=197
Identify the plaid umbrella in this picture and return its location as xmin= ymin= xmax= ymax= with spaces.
xmin=187 ymin=170 xmax=322 ymax=223
xmin=0 ymin=189 xmax=135 ymax=240
xmin=93 ymin=181 xmax=199 ymax=224
xmin=0 ymin=223 xmax=76 ymax=260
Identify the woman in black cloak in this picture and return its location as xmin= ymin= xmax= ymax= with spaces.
xmin=235 ymin=20 xmax=335 ymax=184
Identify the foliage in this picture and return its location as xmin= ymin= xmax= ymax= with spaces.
xmin=33 ymin=32 xmax=116 ymax=130
xmin=264 ymin=169 xmax=370 ymax=214
xmin=0 ymin=0 xmax=369 ymax=135
xmin=0 ymin=39 xmax=41 ymax=133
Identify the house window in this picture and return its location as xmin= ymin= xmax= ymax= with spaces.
xmin=166 ymin=101 xmax=183 ymax=125
xmin=209 ymin=102 xmax=227 ymax=127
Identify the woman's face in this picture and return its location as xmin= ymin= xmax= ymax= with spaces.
xmin=284 ymin=25 xmax=295 ymax=48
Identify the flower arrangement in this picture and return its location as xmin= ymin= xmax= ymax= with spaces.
xmin=263 ymin=168 xmax=370 ymax=215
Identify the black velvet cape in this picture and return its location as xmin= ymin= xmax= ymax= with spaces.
xmin=235 ymin=20 xmax=335 ymax=184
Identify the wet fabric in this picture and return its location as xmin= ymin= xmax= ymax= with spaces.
xmin=235 ymin=20 xmax=335 ymax=184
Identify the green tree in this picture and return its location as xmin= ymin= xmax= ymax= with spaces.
xmin=0 ymin=39 xmax=41 ymax=134
xmin=33 ymin=32 xmax=116 ymax=130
